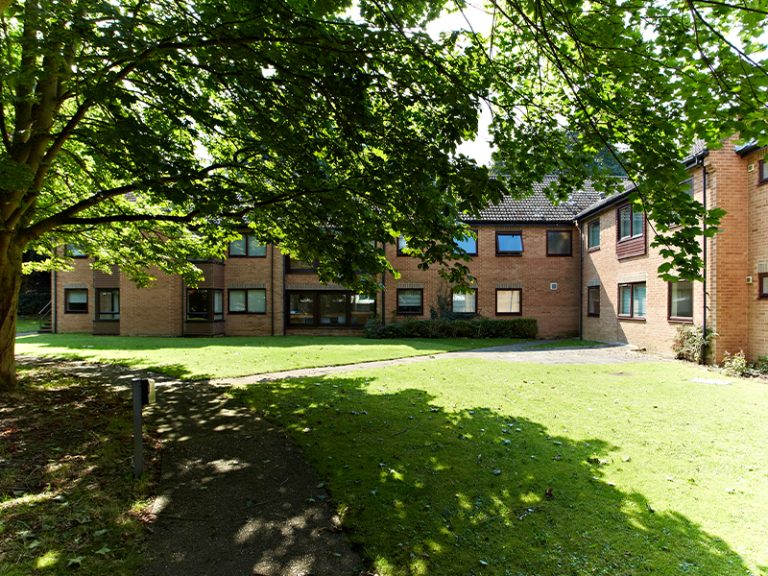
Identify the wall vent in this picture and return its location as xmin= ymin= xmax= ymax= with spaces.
xmin=550 ymin=282 xmax=558 ymax=291
xmin=748 ymin=163 xmax=755 ymax=173
xmin=746 ymin=276 xmax=753 ymax=284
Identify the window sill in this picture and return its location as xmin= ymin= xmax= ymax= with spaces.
xmin=64 ymin=310 xmax=88 ymax=314
xmin=587 ymin=246 xmax=600 ymax=253
xmin=618 ymin=316 xmax=646 ymax=322
xmin=586 ymin=313 xmax=600 ymax=318
xmin=668 ymin=317 xmax=693 ymax=324
xmin=495 ymin=312 xmax=522 ymax=316
xmin=94 ymin=318 xmax=120 ymax=322
xmin=547 ymin=253 xmax=573 ymax=257
xmin=495 ymin=253 xmax=523 ymax=257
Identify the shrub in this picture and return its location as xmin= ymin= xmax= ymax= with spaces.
xmin=364 ymin=317 xmax=537 ymax=340
xmin=672 ymin=325 xmax=716 ymax=364
xmin=722 ymin=350 xmax=749 ymax=376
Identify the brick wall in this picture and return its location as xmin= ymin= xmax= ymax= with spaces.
xmin=705 ymin=146 xmax=750 ymax=361
xmin=224 ymin=248 xmax=276 ymax=336
xmin=581 ymin=178 xmax=707 ymax=356
xmin=120 ymin=268 xmax=183 ymax=336
xmin=55 ymin=258 xmax=93 ymax=333
xmin=384 ymin=224 xmax=581 ymax=338
xmin=746 ymin=147 xmax=768 ymax=360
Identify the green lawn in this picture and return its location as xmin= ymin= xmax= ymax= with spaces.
xmin=233 ymin=359 xmax=768 ymax=576
xmin=14 ymin=334 xmax=523 ymax=379
xmin=15 ymin=316 xmax=39 ymax=333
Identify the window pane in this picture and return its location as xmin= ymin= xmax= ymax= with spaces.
xmin=497 ymin=233 xmax=522 ymax=254
xmin=762 ymin=275 xmax=768 ymax=296
xmin=289 ymin=293 xmax=315 ymax=325
xmin=97 ymin=289 xmax=119 ymax=319
xmin=66 ymin=289 xmax=88 ymax=312
xmin=455 ymin=233 xmax=477 ymax=255
xmin=452 ymin=291 xmax=476 ymax=314
xmin=65 ymin=244 xmax=86 ymax=257
xmin=288 ymin=258 xmax=314 ymax=271
xmin=247 ymin=289 xmax=266 ymax=313
xmin=670 ymin=281 xmax=692 ymax=318
xmin=496 ymin=289 xmax=521 ymax=314
xmin=619 ymin=285 xmax=631 ymax=315
xmin=187 ymin=289 xmax=209 ymax=319
xmin=229 ymin=236 xmax=246 ymax=256
xmin=350 ymin=295 xmax=376 ymax=326
xmin=318 ymin=293 xmax=347 ymax=325
xmin=588 ymin=221 xmax=600 ymax=248
xmin=247 ymin=236 xmax=267 ymax=256
xmin=397 ymin=290 xmax=422 ymax=313
xmin=619 ymin=207 xmax=632 ymax=239
xmin=229 ymin=290 xmax=246 ymax=312
xmin=397 ymin=236 xmax=408 ymax=253
xmin=632 ymin=210 xmax=644 ymax=237
xmin=588 ymin=287 xmax=600 ymax=316
xmin=213 ymin=291 xmax=223 ymax=319
xmin=548 ymin=231 xmax=571 ymax=255
xmin=68 ymin=290 xmax=87 ymax=304
xmin=633 ymin=284 xmax=647 ymax=317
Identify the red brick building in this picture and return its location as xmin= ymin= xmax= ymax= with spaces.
xmin=53 ymin=143 xmax=768 ymax=361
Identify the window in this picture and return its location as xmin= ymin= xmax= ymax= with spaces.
xmin=496 ymin=289 xmax=522 ymax=315
xmin=350 ymin=295 xmax=377 ymax=326
xmin=65 ymin=244 xmax=87 ymax=258
xmin=496 ymin=232 xmax=523 ymax=255
xmin=587 ymin=220 xmax=600 ymax=250
xmin=397 ymin=236 xmax=409 ymax=256
xmin=287 ymin=291 xmax=377 ymax=326
xmin=96 ymin=288 xmax=120 ymax=320
xmin=547 ymin=230 xmax=572 ymax=256
xmin=285 ymin=256 xmax=316 ymax=273
xmin=228 ymin=234 xmax=267 ymax=257
xmin=618 ymin=282 xmax=646 ymax=319
xmin=452 ymin=290 xmax=477 ymax=314
xmin=682 ymin=178 xmax=694 ymax=197
xmin=64 ymin=289 xmax=88 ymax=313
xmin=760 ymin=273 xmax=768 ymax=299
xmin=759 ymin=160 xmax=768 ymax=185
xmin=397 ymin=289 xmax=423 ymax=315
xmin=455 ymin=231 xmax=478 ymax=256
xmin=186 ymin=289 xmax=224 ymax=321
xmin=587 ymin=286 xmax=600 ymax=317
xmin=228 ymin=289 xmax=266 ymax=314
xmin=668 ymin=281 xmax=693 ymax=320
xmin=618 ymin=205 xmax=644 ymax=240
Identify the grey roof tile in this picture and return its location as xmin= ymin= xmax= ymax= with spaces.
xmin=465 ymin=176 xmax=631 ymax=223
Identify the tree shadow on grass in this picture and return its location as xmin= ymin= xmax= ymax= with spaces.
xmin=231 ymin=375 xmax=760 ymax=576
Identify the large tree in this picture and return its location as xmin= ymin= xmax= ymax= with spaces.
xmin=0 ymin=0 xmax=766 ymax=391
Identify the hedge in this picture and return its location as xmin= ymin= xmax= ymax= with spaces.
xmin=363 ymin=317 xmax=537 ymax=339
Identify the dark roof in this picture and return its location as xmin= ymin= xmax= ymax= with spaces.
xmin=465 ymin=176 xmax=610 ymax=224
xmin=575 ymin=180 xmax=638 ymax=221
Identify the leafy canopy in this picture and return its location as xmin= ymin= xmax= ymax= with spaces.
xmin=1 ymin=0 xmax=767 ymax=287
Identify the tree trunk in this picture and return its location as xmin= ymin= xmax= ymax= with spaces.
xmin=0 ymin=240 xmax=23 ymax=392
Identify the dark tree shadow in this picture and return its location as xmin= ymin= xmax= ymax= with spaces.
xmin=230 ymin=375 xmax=762 ymax=576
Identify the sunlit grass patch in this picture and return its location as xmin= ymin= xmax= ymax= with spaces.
xmin=15 ymin=334 xmax=525 ymax=379
xmin=233 ymin=359 xmax=768 ymax=576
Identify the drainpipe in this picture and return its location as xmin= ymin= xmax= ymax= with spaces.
xmin=701 ymin=164 xmax=708 ymax=364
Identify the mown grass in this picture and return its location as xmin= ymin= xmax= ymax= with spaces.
xmin=14 ymin=334 xmax=524 ymax=379
xmin=0 ymin=366 xmax=156 ymax=576
xmin=15 ymin=316 xmax=39 ymax=334
xmin=232 ymin=359 xmax=768 ymax=576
